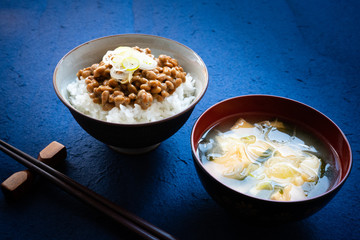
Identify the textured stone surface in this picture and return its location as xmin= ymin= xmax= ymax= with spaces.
xmin=0 ymin=0 xmax=359 ymax=239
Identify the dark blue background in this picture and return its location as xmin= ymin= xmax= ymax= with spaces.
xmin=1 ymin=0 xmax=359 ymax=239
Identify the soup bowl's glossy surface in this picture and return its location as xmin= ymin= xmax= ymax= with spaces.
xmin=54 ymin=34 xmax=208 ymax=154
xmin=191 ymin=95 xmax=352 ymax=221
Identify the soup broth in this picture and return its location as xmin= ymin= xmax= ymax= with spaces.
xmin=197 ymin=115 xmax=340 ymax=201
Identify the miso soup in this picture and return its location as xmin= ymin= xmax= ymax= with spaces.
xmin=197 ymin=116 xmax=340 ymax=201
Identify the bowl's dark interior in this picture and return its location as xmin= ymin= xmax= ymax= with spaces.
xmin=192 ymin=95 xmax=351 ymax=184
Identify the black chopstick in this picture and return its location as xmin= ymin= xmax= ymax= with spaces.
xmin=0 ymin=140 xmax=177 ymax=240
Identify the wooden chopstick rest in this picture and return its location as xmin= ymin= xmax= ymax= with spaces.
xmin=1 ymin=141 xmax=67 ymax=200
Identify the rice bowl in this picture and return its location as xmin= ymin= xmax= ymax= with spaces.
xmin=53 ymin=34 xmax=208 ymax=153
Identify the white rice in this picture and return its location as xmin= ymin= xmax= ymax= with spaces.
xmin=66 ymin=74 xmax=196 ymax=123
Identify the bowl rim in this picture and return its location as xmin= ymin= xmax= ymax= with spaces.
xmin=53 ymin=33 xmax=209 ymax=127
xmin=191 ymin=94 xmax=353 ymax=204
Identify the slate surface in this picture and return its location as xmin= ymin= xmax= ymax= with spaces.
xmin=0 ymin=0 xmax=359 ymax=239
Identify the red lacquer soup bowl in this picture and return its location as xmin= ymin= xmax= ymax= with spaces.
xmin=191 ymin=95 xmax=352 ymax=222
